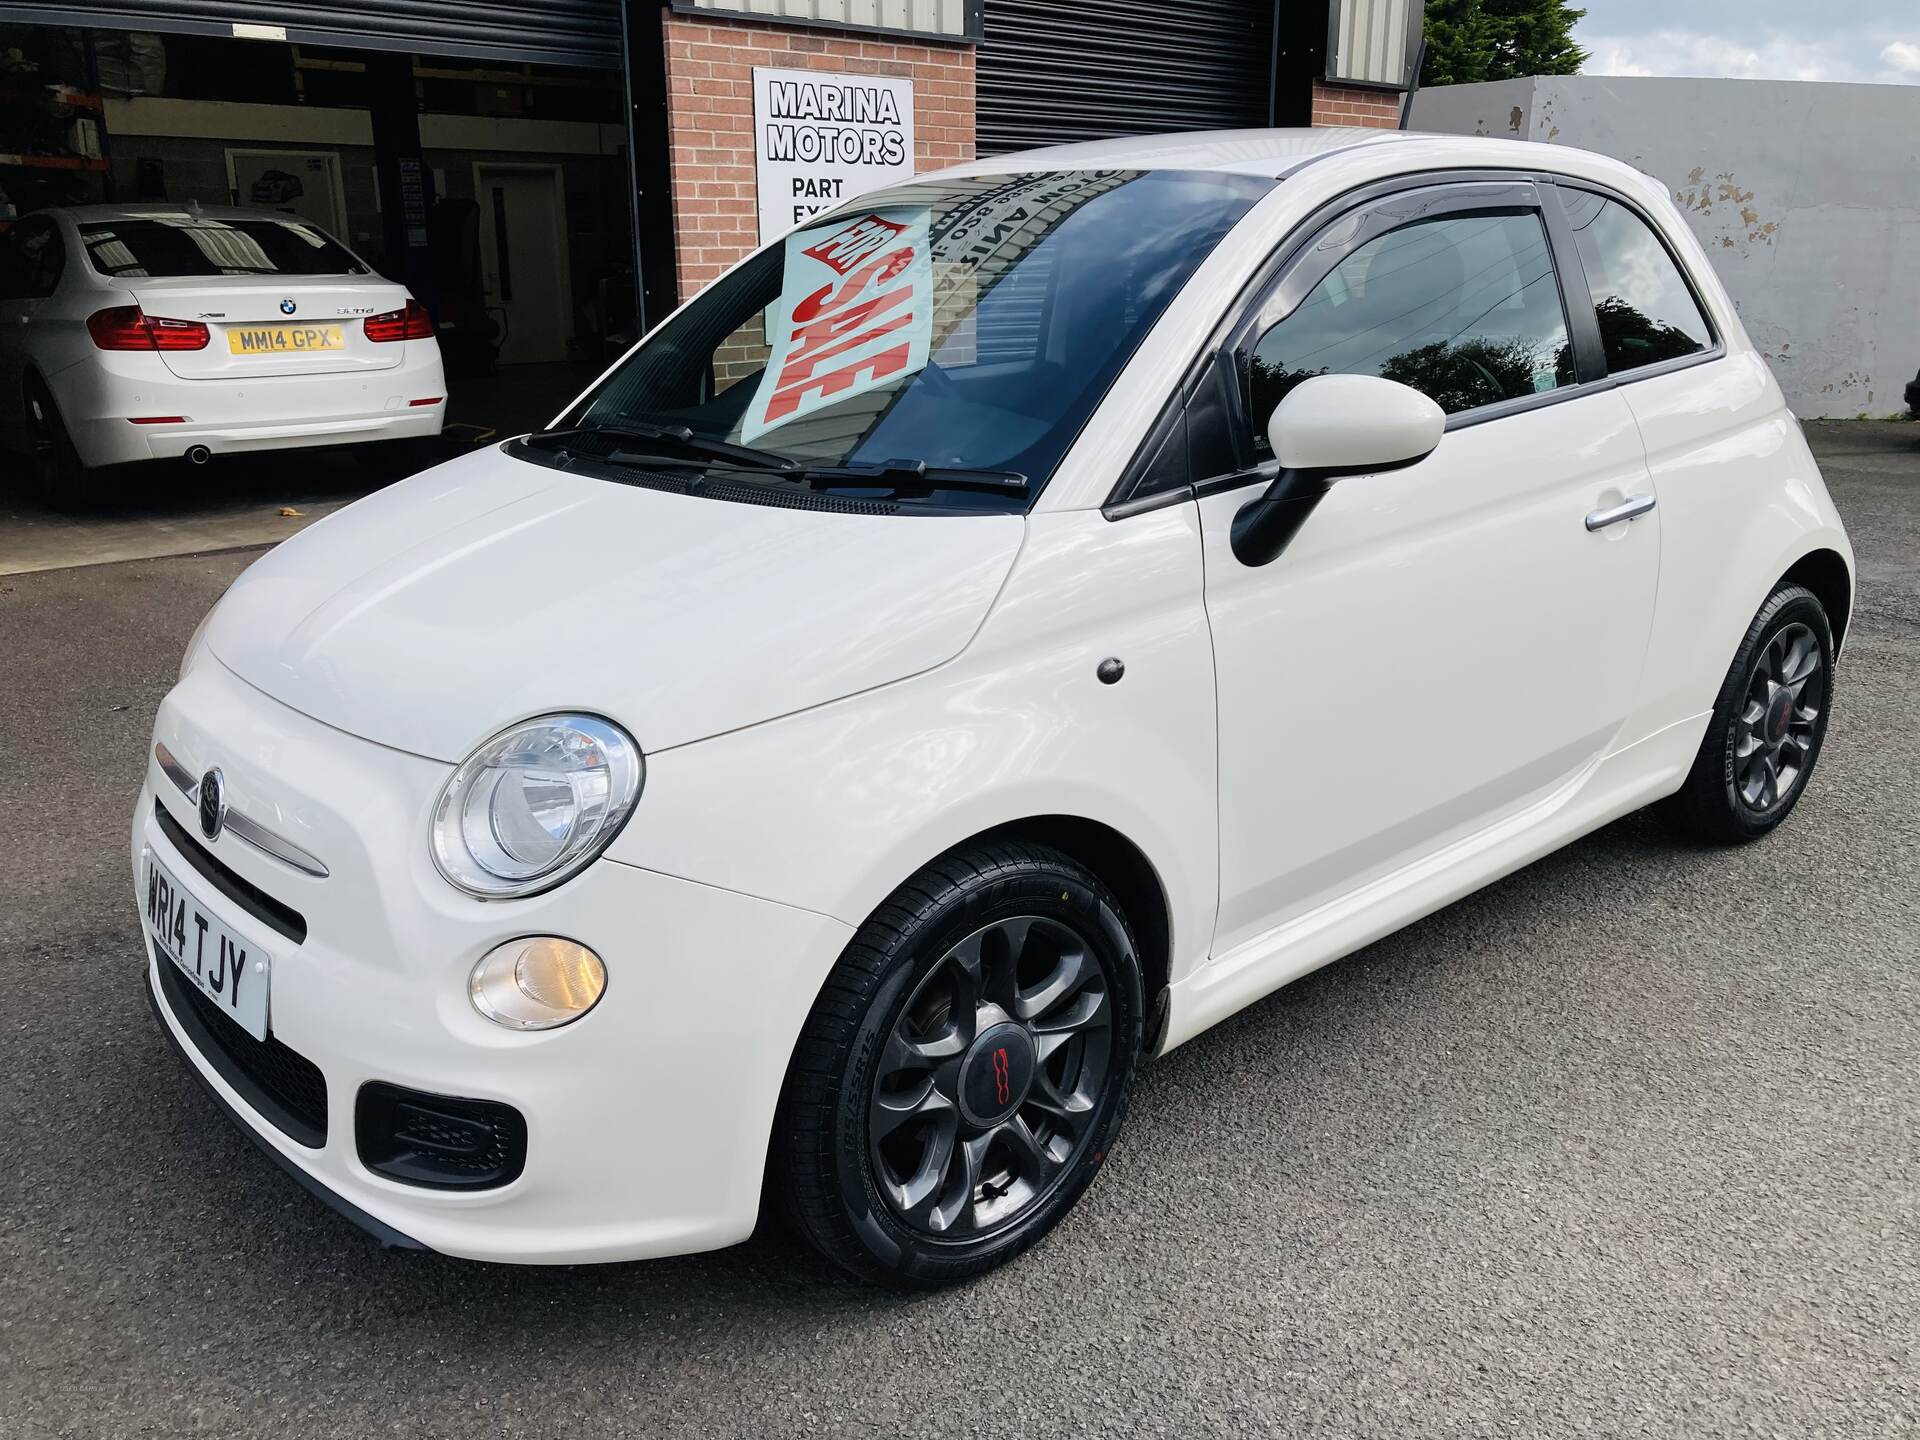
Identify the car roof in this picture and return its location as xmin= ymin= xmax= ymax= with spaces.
xmin=41 ymin=203 xmax=330 ymax=226
xmin=932 ymin=126 xmax=1653 ymax=191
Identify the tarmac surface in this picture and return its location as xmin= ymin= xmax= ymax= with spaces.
xmin=1 ymin=421 xmax=1915 ymax=1437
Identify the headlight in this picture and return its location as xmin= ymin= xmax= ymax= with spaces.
xmin=431 ymin=714 xmax=643 ymax=898
xmin=470 ymin=936 xmax=606 ymax=1029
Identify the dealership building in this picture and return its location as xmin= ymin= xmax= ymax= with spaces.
xmin=3 ymin=1 xmax=1417 ymax=406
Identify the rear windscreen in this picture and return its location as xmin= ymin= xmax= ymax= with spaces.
xmin=78 ymin=217 xmax=369 ymax=278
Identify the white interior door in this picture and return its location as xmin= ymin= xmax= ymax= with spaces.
xmin=475 ymin=166 xmax=570 ymax=366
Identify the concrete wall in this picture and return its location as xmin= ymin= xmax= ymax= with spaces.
xmin=1411 ymin=76 xmax=1920 ymax=418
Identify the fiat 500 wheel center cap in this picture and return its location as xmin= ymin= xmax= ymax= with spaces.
xmin=957 ymin=1020 xmax=1037 ymax=1128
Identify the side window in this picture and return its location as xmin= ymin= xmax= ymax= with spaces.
xmin=16 ymin=221 xmax=64 ymax=298
xmin=1245 ymin=211 xmax=1574 ymax=448
xmin=1559 ymin=190 xmax=1711 ymax=373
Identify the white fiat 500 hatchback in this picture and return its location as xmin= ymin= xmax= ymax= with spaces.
xmin=136 ymin=131 xmax=1853 ymax=1287
xmin=0 ymin=203 xmax=444 ymax=503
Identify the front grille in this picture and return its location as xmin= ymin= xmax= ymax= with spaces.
xmin=154 ymin=801 xmax=307 ymax=944
xmin=356 ymin=1082 xmax=527 ymax=1190
xmin=154 ymin=950 xmax=328 ymax=1147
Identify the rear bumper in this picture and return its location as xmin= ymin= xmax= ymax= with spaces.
xmin=47 ymin=345 xmax=446 ymax=467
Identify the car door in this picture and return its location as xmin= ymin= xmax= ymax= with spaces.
xmin=1188 ymin=178 xmax=1663 ymax=957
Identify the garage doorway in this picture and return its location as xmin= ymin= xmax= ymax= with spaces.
xmin=473 ymin=163 xmax=572 ymax=365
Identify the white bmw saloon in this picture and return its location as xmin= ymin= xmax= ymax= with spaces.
xmin=134 ymin=131 xmax=1853 ymax=1287
xmin=0 ymin=203 xmax=444 ymax=502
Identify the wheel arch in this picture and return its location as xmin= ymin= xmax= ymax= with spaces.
xmin=1778 ymin=547 xmax=1853 ymax=654
xmin=760 ymin=810 xmax=1178 ymax=1245
xmin=961 ymin=814 xmax=1174 ymax=1051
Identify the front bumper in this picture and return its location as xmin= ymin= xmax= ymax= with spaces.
xmin=135 ymin=656 xmax=854 ymax=1264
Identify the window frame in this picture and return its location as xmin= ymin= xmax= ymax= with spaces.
xmin=1549 ymin=179 xmax=1722 ymax=382
xmin=1103 ymin=169 xmax=1728 ymax=520
xmin=1230 ymin=182 xmax=1580 ymax=465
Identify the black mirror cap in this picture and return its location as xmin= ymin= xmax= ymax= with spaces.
xmin=1231 ymin=468 xmax=1333 ymax=567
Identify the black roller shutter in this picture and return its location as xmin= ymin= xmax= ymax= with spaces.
xmin=977 ymin=0 xmax=1276 ymax=154
xmin=10 ymin=1 xmax=622 ymax=68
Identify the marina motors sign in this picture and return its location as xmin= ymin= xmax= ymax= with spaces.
xmin=741 ymin=208 xmax=933 ymax=444
xmin=752 ymin=67 xmax=915 ymax=241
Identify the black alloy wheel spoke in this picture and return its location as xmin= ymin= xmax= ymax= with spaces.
xmin=1731 ymin=622 xmax=1824 ymax=815
xmin=994 ymin=1113 xmax=1061 ymax=1183
xmin=868 ymin=914 xmax=1114 ymax=1238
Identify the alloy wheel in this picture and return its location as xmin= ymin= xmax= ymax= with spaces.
xmin=1733 ymin=621 xmax=1823 ymax=812
xmin=869 ymin=915 xmax=1113 ymax=1238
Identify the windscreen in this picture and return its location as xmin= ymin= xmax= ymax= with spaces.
xmin=565 ymin=168 xmax=1272 ymax=502
xmin=78 ymin=217 xmax=369 ymax=278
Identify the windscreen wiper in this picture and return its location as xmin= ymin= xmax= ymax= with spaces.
xmin=785 ymin=459 xmax=1030 ymax=496
xmin=531 ymin=422 xmax=799 ymax=473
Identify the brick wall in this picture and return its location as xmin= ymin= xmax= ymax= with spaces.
xmin=661 ymin=9 xmax=975 ymax=297
xmin=1310 ymin=80 xmax=1402 ymax=129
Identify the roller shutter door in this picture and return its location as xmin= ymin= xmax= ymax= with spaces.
xmin=978 ymin=0 xmax=1275 ymax=154
xmin=10 ymin=1 xmax=622 ymax=68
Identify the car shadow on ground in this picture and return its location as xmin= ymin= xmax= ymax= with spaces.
xmin=121 ymin=803 xmax=1690 ymax=1326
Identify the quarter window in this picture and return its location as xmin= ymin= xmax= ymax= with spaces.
xmin=1246 ymin=211 xmax=1574 ymax=446
xmin=1559 ymin=191 xmax=1711 ymax=373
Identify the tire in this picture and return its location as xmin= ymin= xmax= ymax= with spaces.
xmin=24 ymin=376 xmax=111 ymax=509
xmin=1664 ymin=582 xmax=1835 ymax=844
xmin=776 ymin=841 xmax=1145 ymax=1287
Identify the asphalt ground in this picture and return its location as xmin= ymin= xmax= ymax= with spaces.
xmin=1 ymin=422 xmax=1915 ymax=1437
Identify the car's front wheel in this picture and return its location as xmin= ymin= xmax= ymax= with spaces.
xmin=1665 ymin=581 xmax=1835 ymax=843
xmin=777 ymin=841 xmax=1144 ymax=1287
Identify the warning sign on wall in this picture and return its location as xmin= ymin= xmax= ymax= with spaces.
xmin=740 ymin=207 xmax=934 ymax=444
xmin=752 ymin=67 xmax=916 ymax=242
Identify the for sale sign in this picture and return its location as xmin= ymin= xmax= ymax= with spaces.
xmin=740 ymin=208 xmax=934 ymax=445
xmin=753 ymin=67 xmax=915 ymax=242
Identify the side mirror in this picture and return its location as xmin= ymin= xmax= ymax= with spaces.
xmin=1231 ymin=374 xmax=1445 ymax=567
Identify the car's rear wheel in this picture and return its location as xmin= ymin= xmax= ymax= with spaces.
xmin=776 ymin=841 xmax=1144 ymax=1287
xmin=1664 ymin=582 xmax=1834 ymax=843
xmin=24 ymin=376 xmax=110 ymax=508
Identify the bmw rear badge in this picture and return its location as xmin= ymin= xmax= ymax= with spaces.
xmin=198 ymin=768 xmax=227 ymax=840
xmin=279 ymin=297 xmax=297 ymax=315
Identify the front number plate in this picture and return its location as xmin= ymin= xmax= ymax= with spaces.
xmin=144 ymin=847 xmax=271 ymax=1041
xmin=227 ymin=324 xmax=345 ymax=355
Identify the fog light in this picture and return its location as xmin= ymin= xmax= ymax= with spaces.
xmin=469 ymin=937 xmax=606 ymax=1030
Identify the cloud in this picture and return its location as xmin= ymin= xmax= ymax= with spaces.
xmin=1579 ymin=26 xmax=1920 ymax=84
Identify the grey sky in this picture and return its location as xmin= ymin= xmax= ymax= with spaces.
xmin=1572 ymin=0 xmax=1920 ymax=84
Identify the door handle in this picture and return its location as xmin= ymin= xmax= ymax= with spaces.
xmin=1585 ymin=494 xmax=1656 ymax=531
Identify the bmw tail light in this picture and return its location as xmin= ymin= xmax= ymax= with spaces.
xmin=87 ymin=306 xmax=209 ymax=352
xmin=364 ymin=299 xmax=434 ymax=343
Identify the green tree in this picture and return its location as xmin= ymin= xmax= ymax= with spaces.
xmin=1420 ymin=0 xmax=1588 ymax=86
